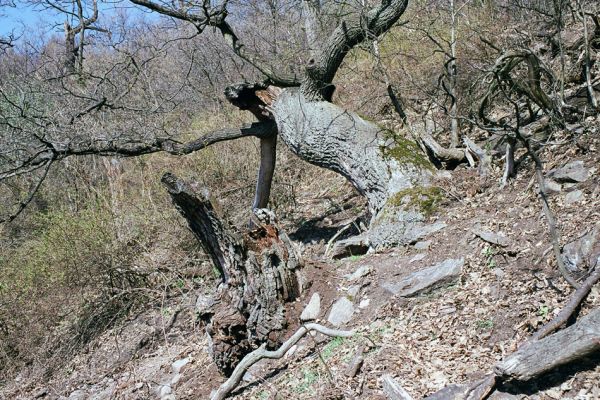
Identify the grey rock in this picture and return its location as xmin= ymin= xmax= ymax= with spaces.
xmin=414 ymin=240 xmax=431 ymax=250
xmin=331 ymin=234 xmax=369 ymax=259
xmin=410 ymin=253 xmax=427 ymax=263
xmin=159 ymin=384 xmax=172 ymax=397
xmin=68 ymin=390 xmax=87 ymax=400
xmin=347 ymin=285 xmax=361 ymax=297
xmin=544 ymin=179 xmax=562 ymax=193
xmin=345 ymin=265 xmax=371 ymax=281
xmin=382 ymin=258 xmax=464 ymax=297
xmin=563 ymin=223 xmax=600 ymax=272
xmin=300 ymin=293 xmax=321 ymax=321
xmin=172 ymin=357 xmax=190 ymax=374
xmin=564 ymin=189 xmax=583 ymax=205
xmin=382 ymin=375 xmax=414 ymax=399
xmin=424 ymin=384 xmax=467 ymax=400
xmin=549 ymin=160 xmax=589 ymax=183
xmin=327 ymin=297 xmax=355 ymax=326
xmin=472 ymin=227 xmax=510 ymax=247
xmin=359 ymin=299 xmax=370 ymax=309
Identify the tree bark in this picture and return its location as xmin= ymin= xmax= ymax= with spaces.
xmin=162 ymin=173 xmax=301 ymax=375
xmin=271 ymin=88 xmax=441 ymax=249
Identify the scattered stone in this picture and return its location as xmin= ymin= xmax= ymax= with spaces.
xmin=300 ymin=293 xmax=321 ymax=321
xmin=564 ymin=189 xmax=583 ymax=205
xmin=382 ymin=258 xmax=464 ymax=297
xmin=331 ymin=234 xmax=369 ymax=259
xmin=33 ymin=388 xmax=48 ymax=398
xmin=472 ymin=227 xmax=510 ymax=247
xmin=563 ymin=223 xmax=600 ymax=272
xmin=414 ymin=240 xmax=431 ymax=250
xmin=170 ymin=374 xmax=181 ymax=386
xmin=382 ymin=374 xmax=414 ymax=400
xmin=423 ymin=384 xmax=468 ymax=399
xmin=410 ymin=253 xmax=427 ymax=263
xmin=548 ymin=160 xmax=589 ymax=183
xmin=544 ymin=179 xmax=562 ymax=193
xmin=159 ymin=384 xmax=172 ymax=397
xmin=172 ymin=357 xmax=190 ymax=374
xmin=344 ymin=265 xmax=371 ymax=281
xmin=359 ymin=299 xmax=370 ymax=309
xmin=347 ymin=285 xmax=361 ymax=297
xmin=327 ymin=297 xmax=355 ymax=326
xmin=344 ymin=343 xmax=365 ymax=378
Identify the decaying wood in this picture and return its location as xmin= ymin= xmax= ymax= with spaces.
xmin=531 ymin=265 xmax=600 ymax=341
xmin=162 ymin=173 xmax=301 ymax=375
xmin=463 ymin=137 xmax=490 ymax=176
xmin=495 ymin=308 xmax=600 ymax=381
xmin=210 ymin=323 xmax=354 ymax=400
xmin=344 ymin=343 xmax=366 ymax=378
xmin=382 ymin=375 xmax=414 ymax=400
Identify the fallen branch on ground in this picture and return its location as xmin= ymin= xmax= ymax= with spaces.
xmin=210 ymin=323 xmax=354 ymax=400
xmin=531 ymin=264 xmax=600 ymax=341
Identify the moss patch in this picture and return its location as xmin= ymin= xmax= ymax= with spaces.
xmin=380 ymin=130 xmax=433 ymax=171
xmin=387 ymin=186 xmax=443 ymax=216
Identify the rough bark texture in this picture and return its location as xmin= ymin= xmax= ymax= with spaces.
xmin=162 ymin=173 xmax=301 ymax=375
xmin=272 ymin=88 xmax=439 ymax=248
xmin=495 ymin=308 xmax=600 ymax=381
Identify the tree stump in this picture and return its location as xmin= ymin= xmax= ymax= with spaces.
xmin=162 ymin=173 xmax=302 ymax=375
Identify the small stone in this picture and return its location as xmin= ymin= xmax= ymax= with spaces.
xmin=172 ymin=357 xmax=190 ymax=374
xmin=564 ymin=190 xmax=583 ymax=205
xmin=359 ymin=299 xmax=370 ymax=309
xmin=414 ymin=240 xmax=431 ymax=250
xmin=170 ymin=374 xmax=181 ymax=386
xmin=410 ymin=253 xmax=427 ymax=263
xmin=544 ymin=179 xmax=562 ymax=193
xmin=549 ymin=160 xmax=589 ymax=183
xmin=382 ymin=258 xmax=464 ymax=297
xmin=472 ymin=227 xmax=510 ymax=247
xmin=344 ymin=265 xmax=371 ymax=281
xmin=159 ymin=385 xmax=172 ymax=397
xmin=327 ymin=297 xmax=355 ymax=326
xmin=347 ymin=285 xmax=361 ymax=297
xmin=300 ymin=293 xmax=321 ymax=321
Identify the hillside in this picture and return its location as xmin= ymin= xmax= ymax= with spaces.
xmin=1 ymin=0 xmax=600 ymax=399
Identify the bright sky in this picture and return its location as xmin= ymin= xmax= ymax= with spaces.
xmin=0 ymin=1 xmax=156 ymax=37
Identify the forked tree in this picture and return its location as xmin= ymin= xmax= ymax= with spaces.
xmin=1 ymin=0 xmax=444 ymax=374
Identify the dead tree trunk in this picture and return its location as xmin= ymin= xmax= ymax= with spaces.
xmin=162 ymin=173 xmax=301 ymax=375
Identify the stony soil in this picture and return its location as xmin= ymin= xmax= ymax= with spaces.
xmin=2 ymin=130 xmax=599 ymax=400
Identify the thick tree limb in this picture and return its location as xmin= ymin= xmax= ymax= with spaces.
xmin=303 ymin=0 xmax=409 ymax=99
xmin=210 ymin=323 xmax=354 ymax=400
xmin=1 ymin=121 xmax=276 ymax=182
xmin=495 ymin=308 xmax=600 ymax=381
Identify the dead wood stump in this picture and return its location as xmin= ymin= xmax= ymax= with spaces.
xmin=162 ymin=173 xmax=301 ymax=375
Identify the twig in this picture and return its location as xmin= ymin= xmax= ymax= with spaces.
xmin=515 ymin=131 xmax=579 ymax=289
xmin=210 ymin=323 xmax=354 ymax=400
xmin=325 ymin=223 xmax=353 ymax=257
xmin=531 ymin=264 xmax=600 ymax=341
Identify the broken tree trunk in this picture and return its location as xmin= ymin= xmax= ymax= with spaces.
xmin=495 ymin=308 xmax=600 ymax=381
xmin=162 ymin=173 xmax=302 ymax=375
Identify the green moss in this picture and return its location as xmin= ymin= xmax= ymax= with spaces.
xmin=387 ymin=186 xmax=443 ymax=216
xmin=379 ymin=130 xmax=434 ymax=171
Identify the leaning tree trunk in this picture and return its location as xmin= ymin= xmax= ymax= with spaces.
xmin=162 ymin=173 xmax=301 ymax=375
xmin=271 ymin=88 xmax=444 ymax=250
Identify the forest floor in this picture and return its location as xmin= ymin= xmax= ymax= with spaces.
xmin=2 ymin=127 xmax=599 ymax=399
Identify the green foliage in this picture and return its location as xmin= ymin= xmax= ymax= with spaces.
xmin=321 ymin=336 xmax=345 ymax=360
xmin=476 ymin=319 xmax=494 ymax=330
xmin=294 ymin=367 xmax=320 ymax=394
